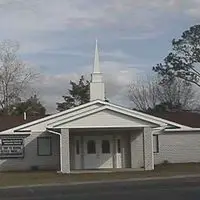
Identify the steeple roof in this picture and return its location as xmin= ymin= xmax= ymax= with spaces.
xmin=93 ymin=39 xmax=100 ymax=73
xmin=90 ymin=40 xmax=105 ymax=101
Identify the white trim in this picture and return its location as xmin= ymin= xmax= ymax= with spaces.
xmin=165 ymin=128 xmax=200 ymax=132
xmin=153 ymin=126 xmax=168 ymax=131
xmin=0 ymin=133 xmax=30 ymax=136
xmin=152 ymin=126 xmax=168 ymax=135
xmin=47 ymin=130 xmax=61 ymax=135
xmin=0 ymin=131 xmax=31 ymax=135
xmin=0 ymin=100 xmax=102 ymax=133
xmin=51 ymin=125 xmax=151 ymax=129
xmin=102 ymin=101 xmax=190 ymax=129
xmin=48 ymin=105 xmax=167 ymax=128
xmin=60 ymin=134 xmax=64 ymax=172
xmin=0 ymin=99 xmax=191 ymax=133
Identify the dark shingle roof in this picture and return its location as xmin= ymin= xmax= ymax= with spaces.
xmin=151 ymin=111 xmax=200 ymax=128
xmin=0 ymin=115 xmax=46 ymax=132
xmin=0 ymin=111 xmax=199 ymax=132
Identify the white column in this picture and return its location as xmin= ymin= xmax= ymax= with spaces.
xmin=143 ymin=127 xmax=154 ymax=171
xmin=130 ymin=130 xmax=144 ymax=169
xmin=60 ymin=128 xmax=70 ymax=173
xmin=121 ymin=137 xmax=126 ymax=168
xmin=112 ymin=135 xmax=116 ymax=168
xmin=80 ymin=136 xmax=84 ymax=169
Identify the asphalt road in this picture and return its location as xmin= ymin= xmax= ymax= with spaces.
xmin=1 ymin=177 xmax=200 ymax=200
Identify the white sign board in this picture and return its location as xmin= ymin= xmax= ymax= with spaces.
xmin=0 ymin=138 xmax=24 ymax=158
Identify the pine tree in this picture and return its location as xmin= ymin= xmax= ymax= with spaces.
xmin=56 ymin=75 xmax=90 ymax=111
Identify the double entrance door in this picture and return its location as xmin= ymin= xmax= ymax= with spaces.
xmin=83 ymin=136 xmax=113 ymax=169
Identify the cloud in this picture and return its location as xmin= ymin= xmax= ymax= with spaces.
xmin=174 ymin=0 xmax=200 ymax=18
xmin=120 ymin=31 xmax=164 ymax=41
xmin=0 ymin=0 xmax=183 ymax=55
xmin=34 ymin=60 xmax=144 ymax=113
xmin=185 ymin=4 xmax=200 ymax=18
xmin=34 ymin=73 xmax=81 ymax=113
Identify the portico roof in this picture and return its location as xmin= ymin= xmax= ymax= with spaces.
xmin=0 ymin=100 xmax=191 ymax=134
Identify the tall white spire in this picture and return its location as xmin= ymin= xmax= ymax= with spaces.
xmin=90 ymin=40 xmax=105 ymax=101
xmin=93 ymin=39 xmax=100 ymax=73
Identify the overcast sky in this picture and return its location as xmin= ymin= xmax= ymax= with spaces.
xmin=0 ymin=0 xmax=200 ymax=113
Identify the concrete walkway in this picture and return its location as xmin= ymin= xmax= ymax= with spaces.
xmin=70 ymin=168 xmax=144 ymax=174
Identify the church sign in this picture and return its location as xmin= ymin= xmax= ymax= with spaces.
xmin=0 ymin=138 xmax=24 ymax=158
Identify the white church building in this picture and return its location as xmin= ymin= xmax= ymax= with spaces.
xmin=0 ymin=42 xmax=200 ymax=173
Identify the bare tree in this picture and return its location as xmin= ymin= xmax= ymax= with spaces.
xmin=128 ymin=76 xmax=158 ymax=111
xmin=128 ymin=75 xmax=197 ymax=112
xmin=0 ymin=40 xmax=37 ymax=114
xmin=156 ymin=79 xmax=196 ymax=110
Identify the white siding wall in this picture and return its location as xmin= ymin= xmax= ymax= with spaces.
xmin=0 ymin=132 xmax=60 ymax=171
xmin=4 ymin=130 xmax=200 ymax=171
xmin=154 ymin=132 xmax=200 ymax=165
xmin=65 ymin=110 xmax=155 ymax=128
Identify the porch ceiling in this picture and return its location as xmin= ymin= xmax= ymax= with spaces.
xmin=69 ymin=126 xmax=143 ymax=133
xmin=47 ymin=126 xmax=143 ymax=136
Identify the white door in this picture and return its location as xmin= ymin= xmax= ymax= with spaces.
xmin=74 ymin=136 xmax=81 ymax=169
xmin=83 ymin=136 xmax=113 ymax=169
xmin=115 ymin=137 xmax=122 ymax=168
xmin=84 ymin=136 xmax=99 ymax=169
xmin=99 ymin=136 xmax=113 ymax=168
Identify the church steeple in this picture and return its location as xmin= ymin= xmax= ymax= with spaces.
xmin=90 ymin=40 xmax=105 ymax=101
xmin=93 ymin=39 xmax=100 ymax=73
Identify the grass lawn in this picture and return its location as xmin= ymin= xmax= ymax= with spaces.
xmin=1 ymin=163 xmax=200 ymax=187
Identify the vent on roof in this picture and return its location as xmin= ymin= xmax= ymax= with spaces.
xmin=23 ymin=112 xmax=27 ymax=120
xmin=165 ymin=125 xmax=180 ymax=129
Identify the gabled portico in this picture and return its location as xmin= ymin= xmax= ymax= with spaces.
xmin=46 ymin=103 xmax=164 ymax=173
xmin=55 ymin=127 xmax=155 ymax=174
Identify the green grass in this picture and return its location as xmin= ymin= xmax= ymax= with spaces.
xmin=0 ymin=163 xmax=200 ymax=187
